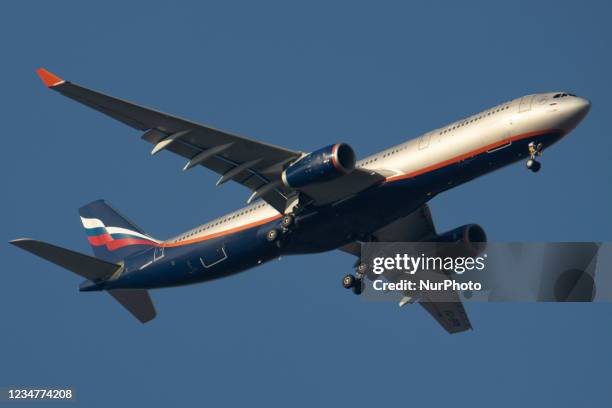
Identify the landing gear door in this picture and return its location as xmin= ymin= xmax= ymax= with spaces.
xmin=519 ymin=95 xmax=534 ymax=113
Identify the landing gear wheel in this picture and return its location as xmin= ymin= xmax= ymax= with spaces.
xmin=527 ymin=159 xmax=541 ymax=172
xmin=342 ymin=274 xmax=363 ymax=295
xmin=356 ymin=262 xmax=367 ymax=275
xmin=266 ymin=228 xmax=279 ymax=242
xmin=342 ymin=274 xmax=356 ymax=289
xmin=281 ymin=214 xmax=295 ymax=229
xmin=526 ymin=159 xmax=535 ymax=169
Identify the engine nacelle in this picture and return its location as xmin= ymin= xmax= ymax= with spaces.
xmin=427 ymin=224 xmax=487 ymax=257
xmin=281 ymin=143 xmax=356 ymax=189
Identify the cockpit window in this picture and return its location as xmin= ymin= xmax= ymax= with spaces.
xmin=553 ymin=93 xmax=575 ymax=98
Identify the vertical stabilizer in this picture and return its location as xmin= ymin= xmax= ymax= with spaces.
xmin=78 ymin=200 xmax=160 ymax=263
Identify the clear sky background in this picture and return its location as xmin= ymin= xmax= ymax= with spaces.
xmin=2 ymin=1 xmax=611 ymax=406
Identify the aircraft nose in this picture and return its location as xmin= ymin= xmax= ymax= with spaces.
xmin=560 ymin=96 xmax=591 ymax=131
xmin=574 ymin=97 xmax=591 ymax=117
xmin=570 ymin=97 xmax=591 ymax=121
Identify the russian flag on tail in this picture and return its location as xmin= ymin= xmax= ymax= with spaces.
xmin=79 ymin=200 xmax=160 ymax=263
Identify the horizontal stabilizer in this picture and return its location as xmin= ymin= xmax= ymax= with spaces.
xmin=10 ymin=238 xmax=119 ymax=280
xmin=11 ymin=238 xmax=156 ymax=324
xmin=108 ymin=289 xmax=156 ymax=323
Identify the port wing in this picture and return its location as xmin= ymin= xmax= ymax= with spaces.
xmin=36 ymin=68 xmax=301 ymax=212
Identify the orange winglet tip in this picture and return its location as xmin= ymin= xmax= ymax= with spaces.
xmin=36 ymin=68 xmax=65 ymax=87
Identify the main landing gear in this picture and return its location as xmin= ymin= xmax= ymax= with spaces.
xmin=280 ymin=214 xmax=295 ymax=230
xmin=343 ymin=262 xmax=367 ymax=295
xmin=265 ymin=228 xmax=279 ymax=242
xmin=265 ymin=213 xmax=297 ymax=247
xmin=526 ymin=142 xmax=543 ymax=173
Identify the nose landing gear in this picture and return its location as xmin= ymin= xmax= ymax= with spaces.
xmin=526 ymin=142 xmax=543 ymax=173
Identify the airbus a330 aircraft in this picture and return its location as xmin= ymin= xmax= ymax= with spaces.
xmin=11 ymin=68 xmax=591 ymax=333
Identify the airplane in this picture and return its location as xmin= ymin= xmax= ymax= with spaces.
xmin=10 ymin=68 xmax=591 ymax=333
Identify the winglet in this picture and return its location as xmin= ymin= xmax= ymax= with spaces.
xmin=36 ymin=68 xmax=65 ymax=88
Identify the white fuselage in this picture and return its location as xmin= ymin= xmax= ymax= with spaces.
xmin=167 ymin=92 xmax=590 ymax=245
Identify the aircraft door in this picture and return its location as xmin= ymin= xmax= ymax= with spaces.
xmin=153 ymin=246 xmax=164 ymax=261
xmin=138 ymin=246 xmax=165 ymax=270
xmin=200 ymin=244 xmax=228 ymax=268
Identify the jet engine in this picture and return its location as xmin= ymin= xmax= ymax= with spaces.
xmin=427 ymin=224 xmax=487 ymax=257
xmin=281 ymin=143 xmax=356 ymax=189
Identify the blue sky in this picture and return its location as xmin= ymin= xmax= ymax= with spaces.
xmin=2 ymin=1 xmax=611 ymax=406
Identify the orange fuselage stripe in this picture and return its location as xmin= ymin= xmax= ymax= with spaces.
xmin=384 ymin=128 xmax=563 ymax=183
